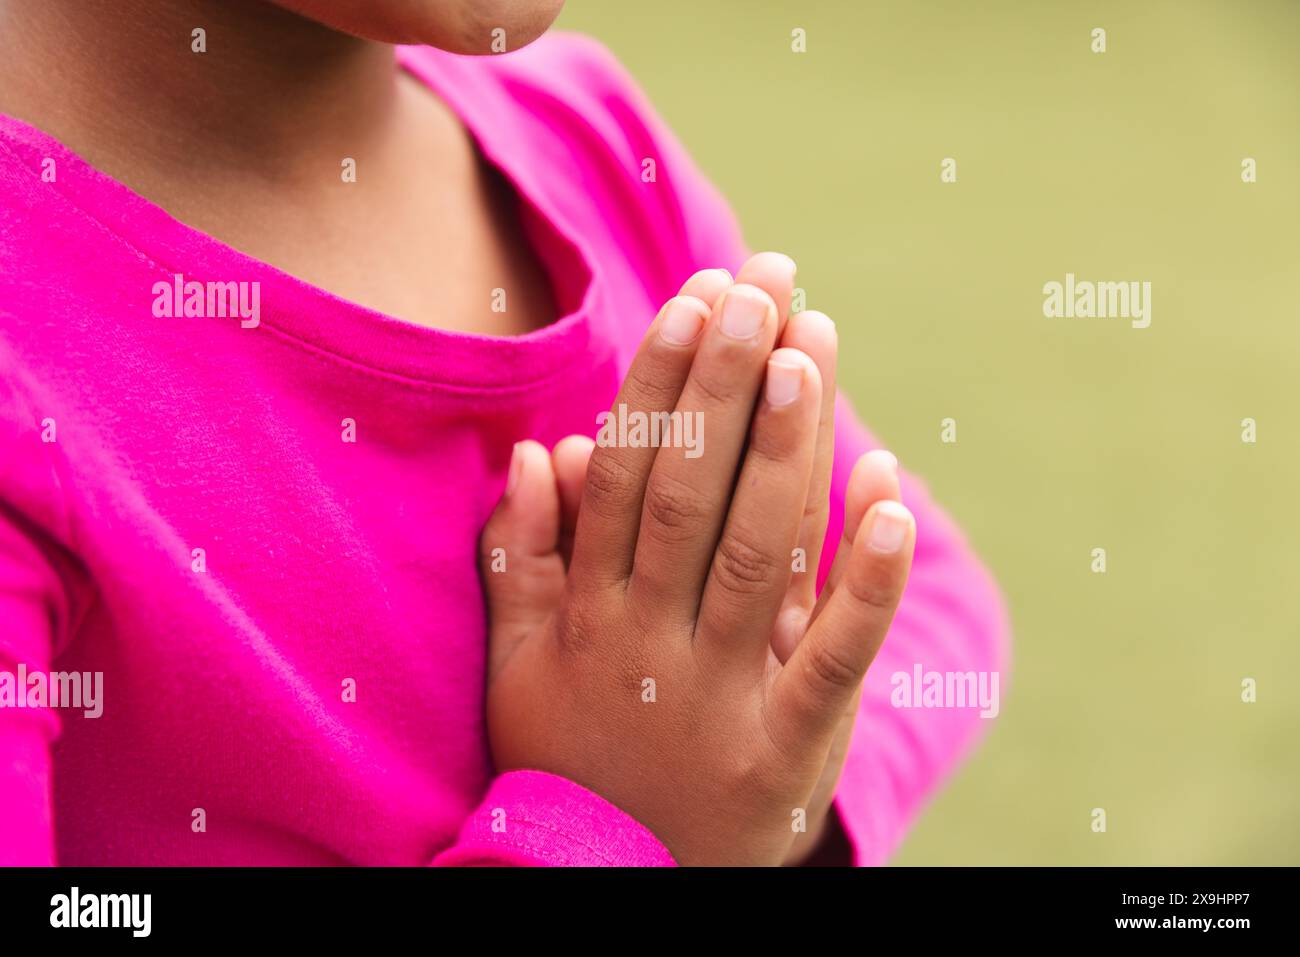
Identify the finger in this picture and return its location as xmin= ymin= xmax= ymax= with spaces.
xmin=697 ymin=348 xmax=822 ymax=663
xmin=772 ymin=310 xmax=838 ymax=653
xmin=626 ymin=283 xmax=779 ymax=617
xmin=735 ymin=251 xmax=797 ymax=334
xmin=552 ymin=434 xmax=595 ymax=567
xmin=480 ymin=440 xmax=565 ymax=678
xmin=557 ymin=270 xmax=727 ymax=570
xmin=771 ymin=499 xmax=915 ymax=748
xmin=805 ymin=448 xmax=900 ymax=633
xmin=569 ymin=294 xmax=711 ymax=590
xmin=775 ymin=450 xmax=897 ymax=852
xmin=678 ymin=267 xmax=732 ymax=307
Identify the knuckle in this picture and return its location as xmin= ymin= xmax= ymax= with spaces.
xmin=641 ymin=473 xmax=708 ymax=540
xmin=845 ymin=567 xmax=901 ymax=612
xmin=583 ymin=449 xmax=639 ymax=512
xmin=730 ymin=734 xmax=788 ymax=804
xmin=755 ymin=699 xmax=820 ymax=778
xmin=687 ymin=363 xmax=736 ymax=408
xmin=624 ymin=362 xmax=680 ymax=411
xmin=710 ymin=528 xmax=781 ymax=597
xmin=803 ymin=639 xmax=864 ymax=693
xmin=746 ymin=414 xmax=800 ymax=464
xmin=557 ymin=596 xmax=601 ymax=656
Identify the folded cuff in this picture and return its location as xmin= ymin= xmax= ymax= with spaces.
xmin=432 ymin=770 xmax=676 ymax=867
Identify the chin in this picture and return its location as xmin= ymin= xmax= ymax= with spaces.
xmin=440 ymin=0 xmax=569 ymax=54
xmin=274 ymin=0 xmax=567 ymax=54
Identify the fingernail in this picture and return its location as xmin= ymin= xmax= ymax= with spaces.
xmin=866 ymin=448 xmax=898 ymax=473
xmin=659 ymin=299 xmax=705 ymax=345
xmin=866 ymin=501 xmax=910 ymax=553
xmin=765 ymin=359 xmax=803 ymax=407
xmin=721 ymin=288 xmax=767 ymax=339
xmin=506 ymin=442 xmax=523 ymax=496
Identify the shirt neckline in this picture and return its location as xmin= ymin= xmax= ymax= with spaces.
xmin=0 ymin=45 xmax=606 ymax=392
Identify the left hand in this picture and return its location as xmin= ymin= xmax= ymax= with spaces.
xmin=482 ymin=251 xmax=908 ymax=864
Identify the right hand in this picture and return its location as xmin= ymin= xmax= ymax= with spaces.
xmin=480 ymin=257 xmax=916 ymax=866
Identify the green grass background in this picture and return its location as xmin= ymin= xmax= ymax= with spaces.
xmin=556 ymin=0 xmax=1300 ymax=864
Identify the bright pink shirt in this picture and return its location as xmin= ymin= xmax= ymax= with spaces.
xmin=0 ymin=34 xmax=1009 ymax=866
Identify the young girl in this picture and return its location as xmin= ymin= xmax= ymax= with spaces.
xmin=0 ymin=0 xmax=1008 ymax=866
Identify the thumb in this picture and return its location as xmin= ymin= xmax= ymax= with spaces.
xmin=480 ymin=440 xmax=565 ymax=678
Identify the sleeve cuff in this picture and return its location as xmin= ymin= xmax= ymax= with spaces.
xmin=432 ymin=770 xmax=677 ymax=867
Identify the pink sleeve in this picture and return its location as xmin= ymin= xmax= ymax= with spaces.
xmin=570 ymin=37 xmax=1012 ymax=865
xmin=0 ymin=369 xmax=67 ymax=867
xmin=432 ymin=770 xmax=676 ymax=866
xmin=822 ymin=399 xmax=1011 ymax=866
xmin=0 ymin=523 xmax=61 ymax=866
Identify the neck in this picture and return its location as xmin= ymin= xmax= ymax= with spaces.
xmin=0 ymin=0 xmax=401 ymax=186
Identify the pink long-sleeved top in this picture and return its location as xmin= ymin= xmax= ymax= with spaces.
xmin=0 ymin=34 xmax=1009 ymax=866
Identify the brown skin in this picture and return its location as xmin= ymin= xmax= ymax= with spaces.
xmin=0 ymin=0 xmax=556 ymax=334
xmin=482 ymin=257 xmax=917 ymax=865
xmin=0 ymin=0 xmax=912 ymax=864
xmin=271 ymin=0 xmax=568 ymax=52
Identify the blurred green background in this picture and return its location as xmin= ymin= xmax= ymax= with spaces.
xmin=557 ymin=0 xmax=1300 ymax=864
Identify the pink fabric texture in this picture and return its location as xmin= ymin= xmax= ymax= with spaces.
xmin=0 ymin=34 xmax=1009 ymax=866
xmin=431 ymin=770 xmax=675 ymax=867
